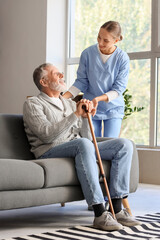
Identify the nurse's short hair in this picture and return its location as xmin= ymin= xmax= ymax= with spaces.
xmin=101 ymin=21 xmax=123 ymax=41
xmin=33 ymin=63 xmax=52 ymax=90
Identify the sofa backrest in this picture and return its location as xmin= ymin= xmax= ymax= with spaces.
xmin=0 ymin=114 xmax=35 ymax=160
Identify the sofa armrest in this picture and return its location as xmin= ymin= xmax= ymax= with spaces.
xmin=129 ymin=139 xmax=139 ymax=193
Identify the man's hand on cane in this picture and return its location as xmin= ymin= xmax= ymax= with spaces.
xmin=75 ymin=99 xmax=96 ymax=118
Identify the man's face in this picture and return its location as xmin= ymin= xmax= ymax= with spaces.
xmin=45 ymin=65 xmax=66 ymax=92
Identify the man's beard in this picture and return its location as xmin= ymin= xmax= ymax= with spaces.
xmin=49 ymin=80 xmax=67 ymax=93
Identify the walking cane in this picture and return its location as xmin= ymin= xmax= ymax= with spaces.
xmin=82 ymin=105 xmax=116 ymax=219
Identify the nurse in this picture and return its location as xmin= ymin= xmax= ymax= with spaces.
xmin=63 ymin=21 xmax=129 ymax=137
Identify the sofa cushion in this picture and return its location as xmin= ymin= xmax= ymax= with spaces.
xmin=33 ymin=158 xmax=80 ymax=188
xmin=33 ymin=158 xmax=111 ymax=188
xmin=0 ymin=159 xmax=44 ymax=191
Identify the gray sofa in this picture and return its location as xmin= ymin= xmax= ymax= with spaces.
xmin=0 ymin=113 xmax=139 ymax=211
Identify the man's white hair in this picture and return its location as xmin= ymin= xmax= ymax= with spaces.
xmin=41 ymin=63 xmax=52 ymax=80
xmin=33 ymin=63 xmax=53 ymax=90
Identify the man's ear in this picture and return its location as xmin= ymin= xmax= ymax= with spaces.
xmin=40 ymin=78 xmax=48 ymax=87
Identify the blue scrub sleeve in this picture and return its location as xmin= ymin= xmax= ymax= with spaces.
xmin=112 ymin=55 xmax=130 ymax=95
xmin=73 ymin=52 xmax=89 ymax=93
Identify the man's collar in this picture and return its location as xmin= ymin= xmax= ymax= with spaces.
xmin=39 ymin=91 xmax=66 ymax=111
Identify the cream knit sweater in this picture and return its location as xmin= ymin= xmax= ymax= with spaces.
xmin=23 ymin=92 xmax=92 ymax=158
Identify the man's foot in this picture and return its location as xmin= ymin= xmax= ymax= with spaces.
xmin=93 ymin=211 xmax=123 ymax=231
xmin=116 ymin=209 xmax=142 ymax=227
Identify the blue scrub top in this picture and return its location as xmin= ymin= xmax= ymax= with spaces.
xmin=73 ymin=44 xmax=130 ymax=120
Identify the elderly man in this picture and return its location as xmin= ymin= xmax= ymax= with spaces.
xmin=23 ymin=63 xmax=140 ymax=231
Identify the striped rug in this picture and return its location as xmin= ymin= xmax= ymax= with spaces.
xmin=3 ymin=213 xmax=160 ymax=240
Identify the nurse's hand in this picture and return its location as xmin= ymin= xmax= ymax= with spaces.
xmin=92 ymin=94 xmax=109 ymax=110
xmin=92 ymin=97 xmax=99 ymax=110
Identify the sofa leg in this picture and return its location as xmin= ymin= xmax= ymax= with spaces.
xmin=61 ymin=203 xmax=65 ymax=207
xmin=122 ymin=198 xmax=132 ymax=215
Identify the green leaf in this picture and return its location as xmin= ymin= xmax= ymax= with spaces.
xmin=123 ymin=88 xmax=144 ymax=120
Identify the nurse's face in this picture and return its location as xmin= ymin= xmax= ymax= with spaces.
xmin=97 ymin=28 xmax=119 ymax=54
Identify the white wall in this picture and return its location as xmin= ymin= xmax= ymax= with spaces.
xmin=138 ymin=149 xmax=160 ymax=185
xmin=0 ymin=0 xmax=67 ymax=114
xmin=0 ymin=0 xmax=55 ymax=114
xmin=46 ymin=0 xmax=67 ymax=72
xmin=0 ymin=0 xmax=47 ymax=114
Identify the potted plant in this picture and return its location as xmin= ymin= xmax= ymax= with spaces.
xmin=123 ymin=89 xmax=144 ymax=120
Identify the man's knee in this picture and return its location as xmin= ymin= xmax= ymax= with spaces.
xmin=78 ymin=138 xmax=94 ymax=148
xmin=118 ymin=138 xmax=133 ymax=154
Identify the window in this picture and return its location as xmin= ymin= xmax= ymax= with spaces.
xmin=69 ymin=0 xmax=151 ymax=58
xmin=120 ymin=59 xmax=150 ymax=145
xmin=67 ymin=65 xmax=78 ymax=88
xmin=67 ymin=0 xmax=160 ymax=147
